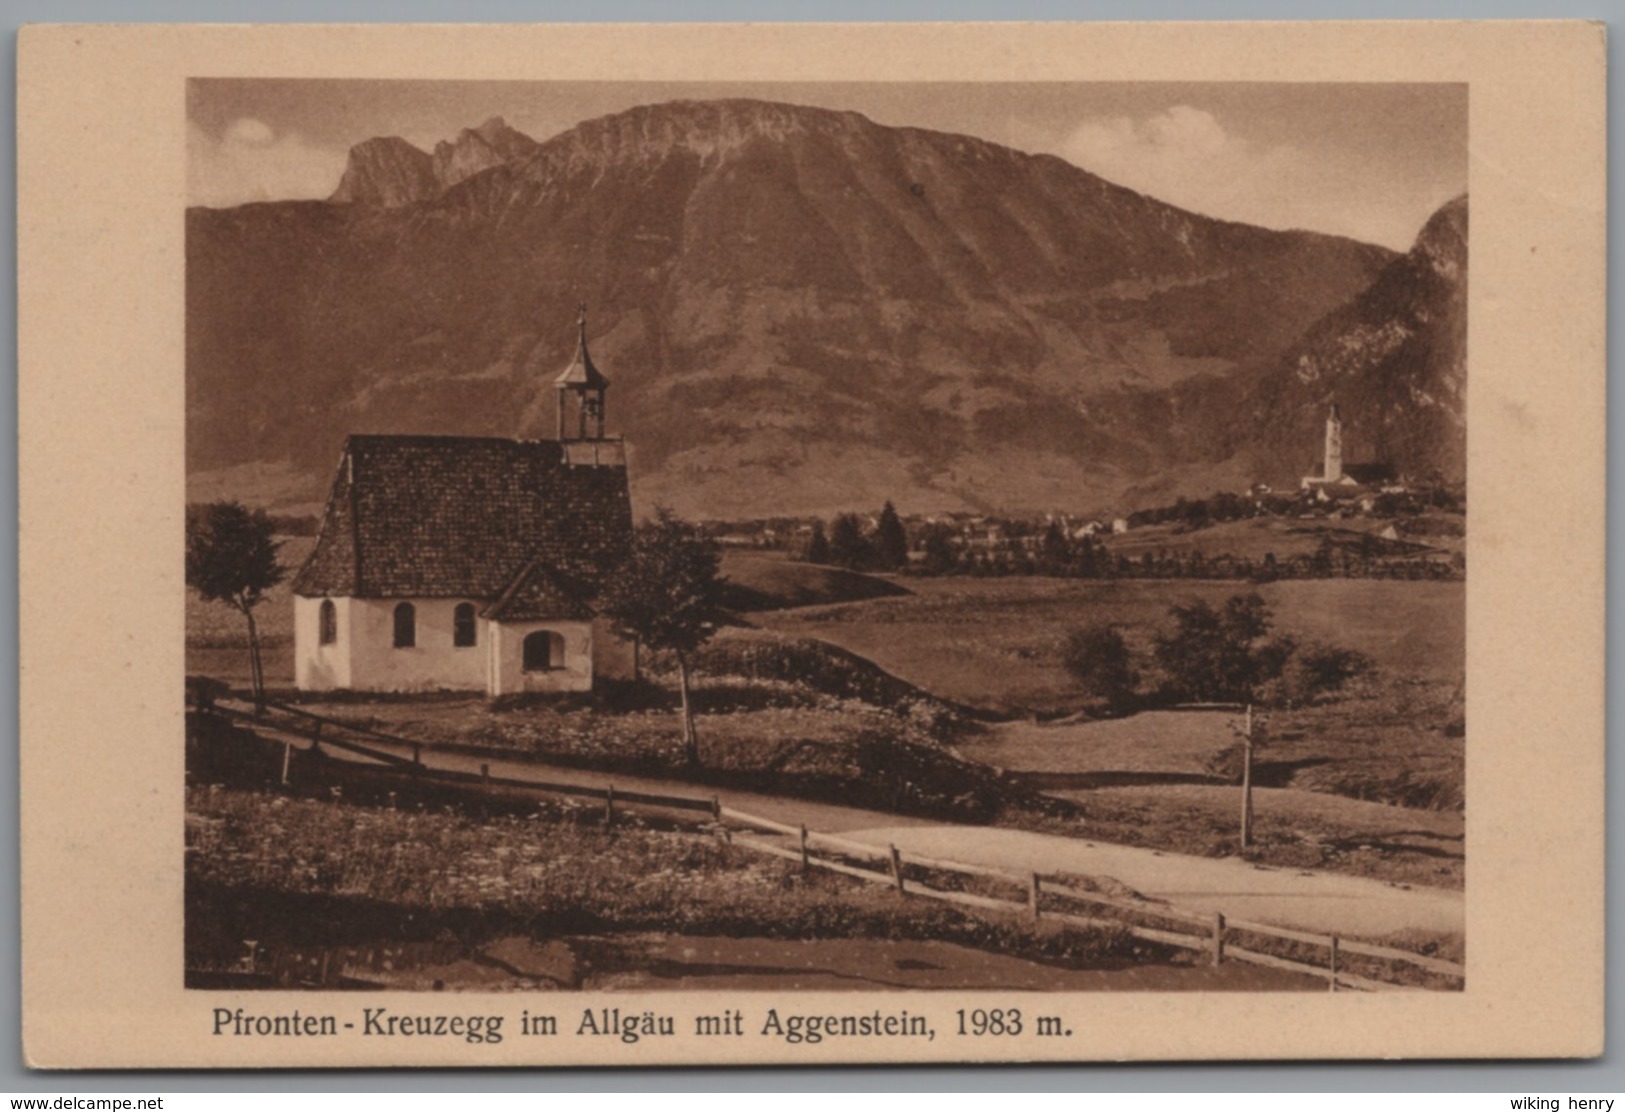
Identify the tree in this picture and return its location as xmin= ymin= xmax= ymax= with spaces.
xmin=803 ymin=520 xmax=831 ymax=565
xmin=1075 ymin=535 xmax=1103 ymax=578
xmin=597 ymin=508 xmax=727 ymax=766
xmin=1153 ymin=592 xmax=1283 ymax=702
xmin=1039 ymin=521 xmax=1071 ymax=573
xmin=873 ymin=501 xmax=909 ymax=570
xmin=185 ymin=501 xmax=286 ymax=710
xmin=827 ymin=513 xmax=872 ymax=571
xmin=919 ymin=525 xmax=956 ymax=575
xmin=1061 ymin=625 xmax=1139 ymax=711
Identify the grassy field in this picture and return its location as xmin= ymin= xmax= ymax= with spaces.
xmin=963 ymin=711 xmax=1236 ymax=775
xmin=192 ymin=542 xmax=1464 ymax=711
xmin=718 ymin=551 xmax=908 ymax=611
xmin=1037 ymin=783 xmax=1462 ymax=889
xmin=752 ymin=576 xmax=1464 ymax=716
xmin=1100 ymin=514 xmax=1465 ymax=562
xmin=296 ymin=682 xmax=1009 ymax=823
xmin=967 ymin=684 xmax=1462 ymax=810
xmin=186 ymin=785 xmax=1277 ymax=990
xmin=187 ymin=533 xmax=1464 ymax=890
xmin=955 ymin=697 xmax=1462 ymax=885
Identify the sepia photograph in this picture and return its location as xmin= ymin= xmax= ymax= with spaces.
xmin=17 ymin=20 xmax=1604 ymax=1069
xmin=183 ymin=78 xmax=1467 ymax=996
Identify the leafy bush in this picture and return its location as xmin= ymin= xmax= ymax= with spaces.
xmin=1060 ymin=625 xmax=1139 ymax=711
xmin=1149 ymin=594 xmax=1370 ymax=708
xmin=1252 ymin=642 xmax=1373 ymax=708
xmin=1153 ymin=593 xmax=1281 ymax=702
xmin=1285 ymin=643 xmax=1373 ymax=703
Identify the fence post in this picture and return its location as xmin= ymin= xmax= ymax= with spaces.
xmin=1211 ymin=912 xmax=1226 ymax=966
xmin=1028 ymin=873 xmax=1042 ymax=921
xmin=712 ymin=796 xmax=722 ymax=821
xmin=889 ymin=845 xmax=905 ymax=895
xmin=605 ymin=785 xmax=615 ymax=829
xmin=1329 ymin=936 xmax=1339 ymax=993
xmin=280 ymin=740 xmax=293 ymax=786
xmin=411 ymin=743 xmax=422 ymax=770
xmin=799 ymin=825 xmax=810 ymax=874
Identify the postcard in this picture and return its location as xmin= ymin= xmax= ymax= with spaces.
xmin=17 ymin=20 xmax=1606 ymax=1067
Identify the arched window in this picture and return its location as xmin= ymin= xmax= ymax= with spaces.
xmin=392 ymin=602 xmax=416 ymax=648
xmin=318 ymin=599 xmax=337 ymax=645
xmin=523 ymin=630 xmax=565 ymax=672
xmin=453 ymin=602 xmax=477 ymax=648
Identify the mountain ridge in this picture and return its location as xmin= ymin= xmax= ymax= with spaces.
xmin=187 ymin=98 xmax=1454 ymax=519
xmin=1243 ymin=194 xmax=1467 ymax=487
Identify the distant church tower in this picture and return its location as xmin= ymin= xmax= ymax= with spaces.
xmin=1323 ymin=403 xmax=1344 ymax=483
xmin=555 ymin=304 xmax=610 ymax=441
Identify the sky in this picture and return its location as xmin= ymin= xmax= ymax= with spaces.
xmin=188 ymin=79 xmax=1467 ymax=251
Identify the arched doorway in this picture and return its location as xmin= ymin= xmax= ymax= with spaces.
xmin=523 ymin=630 xmax=565 ymax=672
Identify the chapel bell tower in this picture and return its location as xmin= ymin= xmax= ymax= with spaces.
xmin=1323 ymin=402 xmax=1344 ymax=483
xmin=555 ymin=304 xmax=610 ymax=441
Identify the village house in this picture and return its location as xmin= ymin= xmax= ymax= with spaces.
xmin=290 ymin=308 xmax=637 ymax=696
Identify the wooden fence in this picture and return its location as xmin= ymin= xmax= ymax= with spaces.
xmin=200 ymin=696 xmax=718 ymax=820
xmin=193 ymin=689 xmax=1464 ymax=993
xmin=714 ymin=806 xmax=1463 ymax=993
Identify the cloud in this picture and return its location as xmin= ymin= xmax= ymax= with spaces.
xmin=1112 ymin=104 xmax=1229 ymax=159
xmin=188 ymin=118 xmax=348 ymax=208
xmin=1006 ymin=102 xmax=1456 ymax=250
xmin=1055 ymin=105 xmax=1304 ymax=225
xmin=223 ymin=117 xmax=276 ymax=147
xmin=1016 ymin=105 xmax=1383 ymax=248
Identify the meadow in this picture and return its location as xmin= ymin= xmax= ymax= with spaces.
xmin=186 ymin=535 xmax=1465 ymax=888
xmin=751 ymin=574 xmax=1465 ymax=716
xmin=191 ymin=539 xmax=1464 ymax=713
xmin=186 ymin=784 xmax=1255 ymax=990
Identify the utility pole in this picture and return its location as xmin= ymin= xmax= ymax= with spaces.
xmin=1229 ymin=703 xmax=1265 ymax=849
xmin=1239 ymin=703 xmax=1255 ymax=849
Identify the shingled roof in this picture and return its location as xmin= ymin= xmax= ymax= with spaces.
xmin=554 ymin=310 xmax=610 ymax=391
xmin=292 ymin=435 xmax=632 ymax=602
xmin=481 ymin=560 xmax=598 ymax=621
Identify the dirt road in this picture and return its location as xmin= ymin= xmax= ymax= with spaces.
xmin=255 ymin=713 xmax=1462 ymax=939
xmin=831 ymin=825 xmax=1462 ymax=937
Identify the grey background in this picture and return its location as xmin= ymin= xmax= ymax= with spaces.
xmin=3 ymin=0 xmax=1615 ymax=1093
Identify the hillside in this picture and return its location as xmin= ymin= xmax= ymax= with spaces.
xmin=1242 ymin=196 xmax=1468 ymax=486
xmin=187 ymin=98 xmax=1403 ymax=519
xmin=717 ymin=551 xmax=909 ymax=612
